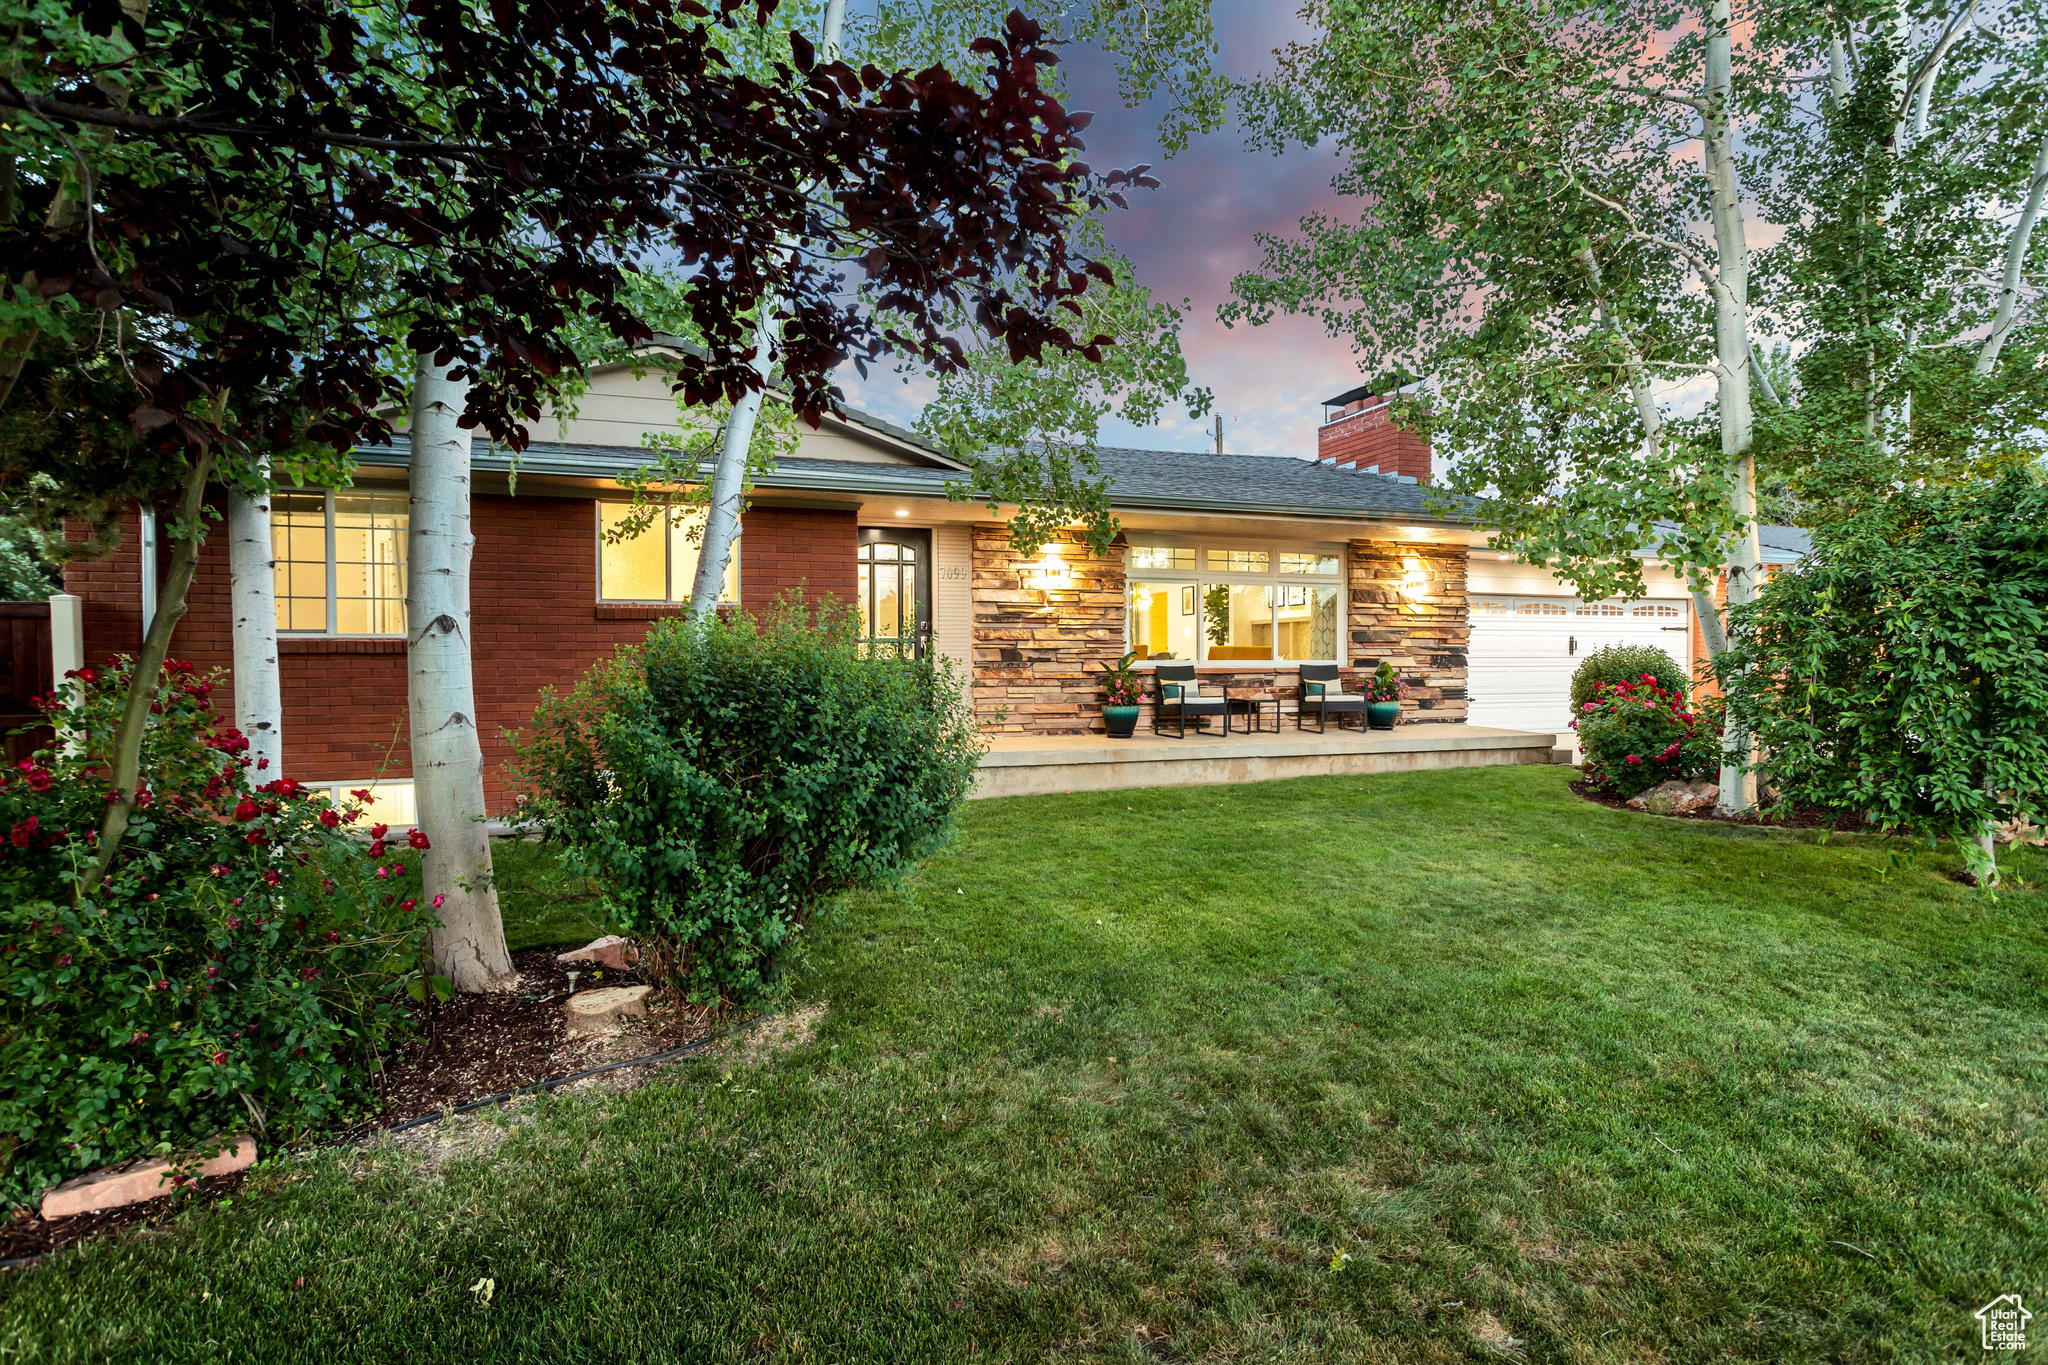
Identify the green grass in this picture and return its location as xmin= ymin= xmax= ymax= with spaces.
xmin=5 ymin=766 xmax=2045 ymax=1362
xmin=488 ymin=836 xmax=609 ymax=952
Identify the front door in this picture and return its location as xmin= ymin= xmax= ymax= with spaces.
xmin=856 ymin=527 xmax=932 ymax=656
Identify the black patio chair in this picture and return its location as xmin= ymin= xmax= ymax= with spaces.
xmin=1152 ymin=664 xmax=1230 ymax=737
xmin=1297 ymin=663 xmax=1366 ymax=733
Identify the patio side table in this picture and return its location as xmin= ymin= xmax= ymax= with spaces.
xmin=1229 ymin=695 xmax=1280 ymax=733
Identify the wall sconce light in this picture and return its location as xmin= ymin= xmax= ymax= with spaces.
xmin=1397 ymin=554 xmax=1431 ymax=602
xmin=1030 ymin=547 xmax=1072 ymax=611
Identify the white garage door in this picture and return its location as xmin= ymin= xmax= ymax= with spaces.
xmin=1466 ymin=596 xmax=1691 ymax=739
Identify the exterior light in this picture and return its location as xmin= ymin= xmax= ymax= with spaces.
xmin=894 ymin=508 xmax=909 ymax=517
xmin=1398 ymin=555 xmax=1431 ymax=601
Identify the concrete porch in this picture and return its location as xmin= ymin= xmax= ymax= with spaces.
xmin=972 ymin=723 xmax=1567 ymax=799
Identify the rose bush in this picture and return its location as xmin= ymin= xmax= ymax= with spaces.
xmin=1574 ymin=673 xmax=1722 ymax=800
xmin=0 ymin=658 xmax=430 ymax=1210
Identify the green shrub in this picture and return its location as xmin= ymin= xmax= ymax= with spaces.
xmin=514 ymin=596 xmax=983 ymax=1005
xmin=1574 ymin=675 xmax=1722 ymax=799
xmin=1570 ymin=642 xmax=1689 ymax=709
xmin=1719 ymin=470 xmax=2048 ymax=871
xmin=1 ymin=659 xmax=428 ymax=1210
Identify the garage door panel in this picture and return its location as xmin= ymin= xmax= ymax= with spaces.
xmin=1467 ymin=596 xmax=1690 ymax=737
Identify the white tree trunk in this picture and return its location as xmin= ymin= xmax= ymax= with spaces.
xmin=1704 ymin=0 xmax=1763 ymax=815
xmin=227 ymin=460 xmax=284 ymax=777
xmin=688 ymin=320 xmax=769 ymax=623
xmin=685 ymin=0 xmax=848 ymax=623
xmin=1979 ymin=130 xmax=2048 ymax=375
xmin=407 ymin=353 xmax=516 ymax=993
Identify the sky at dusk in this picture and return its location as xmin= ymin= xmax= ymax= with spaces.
xmin=835 ymin=0 xmax=1368 ymax=461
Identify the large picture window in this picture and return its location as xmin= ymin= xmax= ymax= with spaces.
xmin=273 ymin=489 xmax=408 ymax=635
xmin=1125 ymin=540 xmax=1343 ymax=665
xmin=597 ymin=503 xmax=739 ymax=604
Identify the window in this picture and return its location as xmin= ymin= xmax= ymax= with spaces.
xmin=1634 ymin=603 xmax=1681 ymax=618
xmin=1207 ymin=548 xmax=1268 ymax=573
xmin=1516 ymin=602 xmax=1567 ymax=616
xmin=1124 ymin=538 xmax=1342 ymax=665
xmin=857 ymin=538 xmax=921 ymax=654
xmin=597 ymin=503 xmax=738 ymax=604
xmin=1129 ymin=545 xmax=1195 ymax=571
xmin=308 ymin=780 xmax=417 ymax=829
xmin=1474 ymin=600 xmax=1509 ymax=614
xmin=1576 ymin=602 xmax=1624 ymax=616
xmin=273 ymin=490 xmax=407 ymax=635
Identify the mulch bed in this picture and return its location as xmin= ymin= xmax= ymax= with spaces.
xmin=1569 ymin=777 xmax=1869 ymax=832
xmin=5 ymin=945 xmax=721 ymax=1269
xmin=352 ymin=946 xmax=718 ymax=1133
xmin=2 ymin=1173 xmax=250 ymax=1268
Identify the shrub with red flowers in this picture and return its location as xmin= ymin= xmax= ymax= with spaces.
xmin=0 ymin=657 xmax=431 ymax=1211
xmin=1573 ymin=673 xmax=1723 ymax=800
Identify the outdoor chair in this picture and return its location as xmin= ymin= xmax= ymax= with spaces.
xmin=1152 ymin=664 xmax=1230 ymax=737
xmin=1296 ymin=664 xmax=1366 ymax=733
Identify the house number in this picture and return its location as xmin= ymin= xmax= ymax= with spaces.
xmin=939 ymin=566 xmax=969 ymax=582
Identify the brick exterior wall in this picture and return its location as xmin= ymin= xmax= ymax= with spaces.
xmin=64 ymin=497 xmax=858 ymax=808
xmin=970 ymin=526 xmax=1471 ymax=734
xmin=1317 ymin=399 xmax=1432 ymax=483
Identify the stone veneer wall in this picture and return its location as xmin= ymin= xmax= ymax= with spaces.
xmin=971 ymin=524 xmax=1127 ymax=735
xmin=1347 ymin=540 xmax=1469 ymax=723
xmin=970 ymin=524 xmax=1471 ymax=735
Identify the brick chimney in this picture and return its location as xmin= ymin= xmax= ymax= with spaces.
xmin=1316 ymin=390 xmax=1430 ymax=484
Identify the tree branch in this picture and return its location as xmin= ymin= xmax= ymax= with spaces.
xmin=1564 ymin=167 xmax=1731 ymax=308
xmin=1977 ymin=129 xmax=2048 ymax=375
xmin=1898 ymin=0 xmax=1982 ymax=134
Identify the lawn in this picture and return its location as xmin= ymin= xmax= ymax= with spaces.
xmin=3 ymin=765 xmax=2044 ymax=1362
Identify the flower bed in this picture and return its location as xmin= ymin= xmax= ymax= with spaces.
xmin=1572 ymin=674 xmax=1721 ymax=800
xmin=1 ymin=659 xmax=431 ymax=1211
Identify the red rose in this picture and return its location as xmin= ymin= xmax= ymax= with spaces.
xmin=10 ymin=816 xmax=37 ymax=847
xmin=408 ymin=829 xmax=430 ymax=850
xmin=369 ymin=823 xmax=389 ymax=841
xmin=210 ymin=1051 xmax=227 ymax=1065
xmin=319 ymin=809 xmax=340 ymax=829
xmin=233 ymin=799 xmax=260 ymax=822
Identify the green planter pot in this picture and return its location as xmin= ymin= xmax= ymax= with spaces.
xmin=1366 ymin=701 xmax=1400 ymax=731
xmin=1103 ymin=705 xmax=1141 ymax=739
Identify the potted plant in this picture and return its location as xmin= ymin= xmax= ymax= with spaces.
xmin=1099 ymin=651 xmax=1145 ymax=738
xmin=1363 ymin=662 xmax=1405 ymax=729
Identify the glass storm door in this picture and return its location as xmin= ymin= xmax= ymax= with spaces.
xmin=857 ymin=527 xmax=932 ymax=656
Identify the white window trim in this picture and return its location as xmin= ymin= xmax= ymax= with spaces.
xmin=1124 ymin=537 xmax=1346 ymax=669
xmin=277 ymin=487 xmax=408 ymax=638
xmin=594 ymin=501 xmax=741 ymax=606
